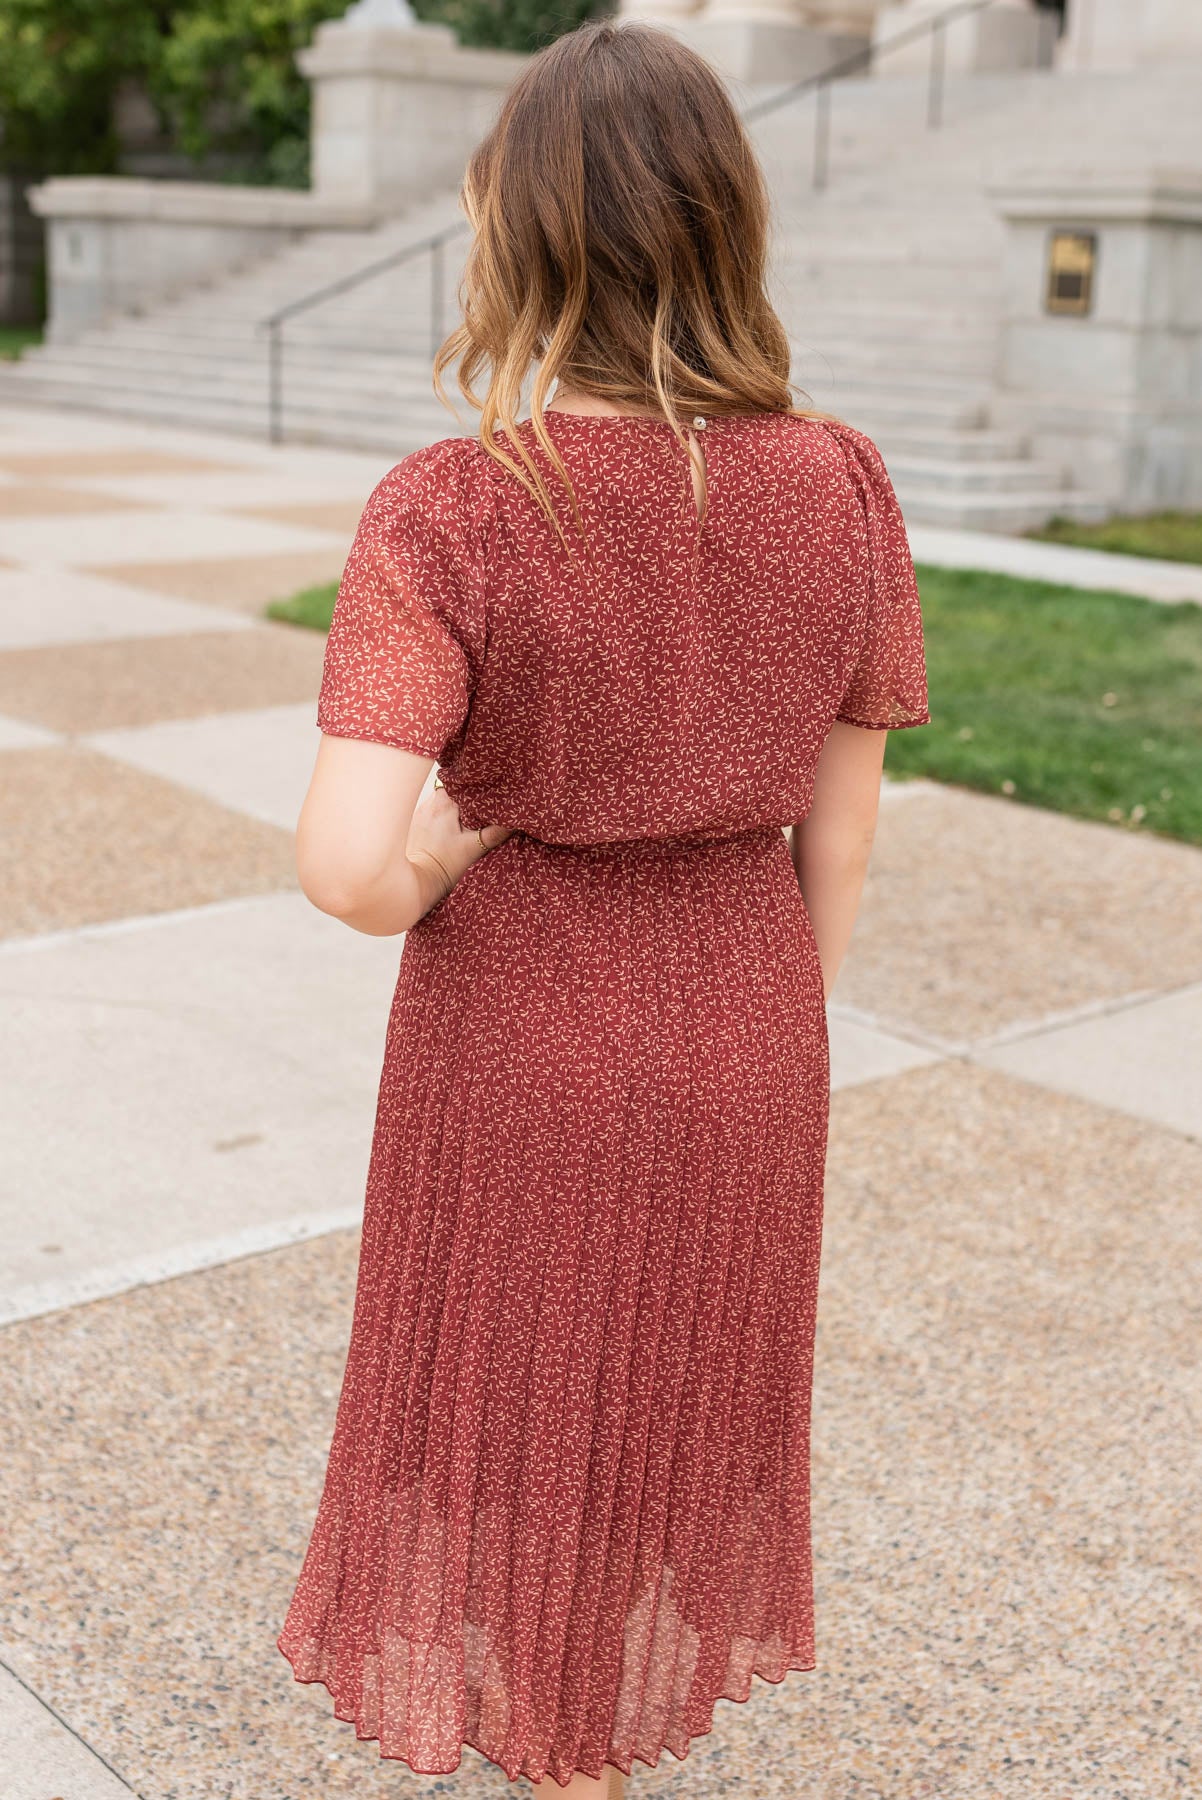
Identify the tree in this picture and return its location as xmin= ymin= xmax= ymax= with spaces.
xmin=0 ymin=0 xmax=607 ymax=187
xmin=155 ymin=0 xmax=350 ymax=186
xmin=0 ymin=0 xmax=167 ymax=174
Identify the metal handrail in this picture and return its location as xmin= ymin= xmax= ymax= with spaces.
xmin=260 ymin=218 xmax=469 ymax=442
xmin=258 ymin=0 xmax=1013 ymax=441
xmin=743 ymin=0 xmax=1006 ymax=184
xmin=744 ymin=0 xmax=999 ymax=122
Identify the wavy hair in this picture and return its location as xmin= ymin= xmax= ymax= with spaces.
xmin=432 ymin=18 xmax=815 ymax=549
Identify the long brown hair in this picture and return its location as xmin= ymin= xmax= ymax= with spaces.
xmin=432 ymin=18 xmax=814 ymax=546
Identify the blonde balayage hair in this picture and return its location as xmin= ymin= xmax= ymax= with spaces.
xmin=433 ymin=18 xmax=814 ymax=547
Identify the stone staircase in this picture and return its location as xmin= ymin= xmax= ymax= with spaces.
xmin=0 ymin=190 xmax=472 ymax=455
xmin=3 ymin=58 xmax=1199 ymax=529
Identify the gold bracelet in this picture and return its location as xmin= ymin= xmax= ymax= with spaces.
xmin=410 ymin=847 xmax=454 ymax=902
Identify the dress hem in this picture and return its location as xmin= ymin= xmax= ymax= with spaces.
xmin=276 ymin=1631 xmax=817 ymax=1788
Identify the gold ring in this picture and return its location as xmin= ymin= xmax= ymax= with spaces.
xmin=477 ymin=826 xmax=487 ymax=850
xmin=433 ymin=776 xmax=444 ymax=790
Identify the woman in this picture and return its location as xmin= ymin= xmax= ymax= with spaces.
xmin=277 ymin=17 xmax=930 ymax=1797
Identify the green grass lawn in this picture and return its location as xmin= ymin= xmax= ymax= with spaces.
xmin=269 ymin=565 xmax=1202 ymax=848
xmin=0 ymin=327 xmax=42 ymax=361
xmin=1030 ymin=510 xmax=1202 ymax=566
xmin=888 ymin=565 xmax=1202 ymax=846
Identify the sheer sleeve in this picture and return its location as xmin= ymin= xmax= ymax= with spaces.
xmin=827 ymin=422 xmax=931 ymax=731
xmin=316 ymin=437 xmax=491 ymax=761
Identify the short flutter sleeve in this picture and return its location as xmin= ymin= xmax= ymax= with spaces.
xmin=316 ymin=438 xmax=491 ymax=761
xmin=828 ymin=422 xmax=931 ymax=731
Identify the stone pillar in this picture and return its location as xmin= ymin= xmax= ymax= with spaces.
xmin=1059 ymin=0 xmax=1202 ymax=69
xmin=990 ymin=170 xmax=1202 ymax=511
xmin=640 ymin=0 xmax=872 ymax=86
xmin=872 ymin=0 xmax=1054 ymax=76
xmin=300 ymin=0 xmax=527 ymax=213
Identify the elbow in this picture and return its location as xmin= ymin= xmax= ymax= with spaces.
xmin=297 ymin=863 xmax=369 ymax=925
xmin=295 ymin=833 xmax=384 ymax=926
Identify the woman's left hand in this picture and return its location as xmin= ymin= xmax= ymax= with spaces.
xmin=407 ymin=783 xmax=513 ymax=912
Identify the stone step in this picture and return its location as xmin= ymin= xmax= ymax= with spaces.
xmin=32 ymin=325 xmax=996 ymax=393
xmin=778 ymin=295 xmax=1002 ymax=328
xmin=863 ymin=425 xmax=1028 ymax=463
xmin=885 ymin=454 xmax=1068 ymax=496
xmin=792 ymin=337 xmax=995 ymax=377
xmin=773 ymin=262 xmax=1001 ymax=303
xmin=22 ymin=338 xmax=435 ymax=382
xmin=802 ymin=385 xmax=988 ymax=429
xmin=18 ymin=336 xmax=993 ymax=436
xmin=51 ymin=320 xmax=447 ymax=361
xmin=893 ymin=484 xmax=1110 ymax=535
xmin=0 ymin=366 xmax=449 ymax=452
xmin=11 ymin=347 xmax=446 ymax=408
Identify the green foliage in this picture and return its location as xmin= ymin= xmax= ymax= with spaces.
xmin=1030 ymin=510 xmax=1202 ymax=568
xmin=0 ymin=0 xmax=161 ymax=172
xmin=886 ymin=565 xmax=1202 ymax=846
xmin=0 ymin=0 xmax=608 ymax=186
xmin=435 ymin=0 xmax=604 ymax=54
xmin=154 ymin=0 xmax=348 ymax=182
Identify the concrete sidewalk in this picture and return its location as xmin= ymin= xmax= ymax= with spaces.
xmin=908 ymin=521 xmax=1202 ymax=604
xmin=1 ymin=403 xmax=1199 ymax=1800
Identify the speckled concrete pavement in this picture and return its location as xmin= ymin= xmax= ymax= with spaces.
xmin=1 ymin=404 xmax=1198 ymax=1800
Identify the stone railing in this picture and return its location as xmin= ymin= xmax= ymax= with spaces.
xmin=29 ymin=179 xmax=380 ymax=341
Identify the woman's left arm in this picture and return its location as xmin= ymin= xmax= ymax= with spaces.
xmin=296 ymin=734 xmax=511 ymax=937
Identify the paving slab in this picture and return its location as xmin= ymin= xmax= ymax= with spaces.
xmin=0 ymin=506 xmax=343 ymax=568
xmin=909 ymin=523 xmax=1202 ymax=605
xmin=0 ymin=566 xmax=252 ymax=649
xmin=0 ymin=624 xmax=324 ymax=734
xmin=0 ymin=418 xmax=167 ymax=453
xmin=0 ymin=403 xmax=395 ymax=477
xmin=0 ymin=446 xmax=250 ymax=477
xmin=234 ymin=499 xmax=367 ymax=540
xmin=0 ymin=714 xmax=59 ymax=751
xmin=86 ymin=701 xmax=321 ymax=830
xmin=0 ymin=483 xmax=150 ymax=517
xmin=976 ymin=981 xmax=1202 ymax=1142
xmin=0 ymin=893 xmax=400 ymax=1323
xmin=0 ymin=746 xmax=296 ymax=937
xmin=827 ymin=1008 xmax=944 ymax=1090
xmin=92 ymin=547 xmax=351 ymax=616
xmin=1 ymin=1061 xmax=1197 ymax=1799
xmin=66 ymin=466 xmax=386 ymax=513
xmin=838 ymin=783 xmax=1202 ymax=1044
xmin=0 ymin=1662 xmax=137 ymax=1799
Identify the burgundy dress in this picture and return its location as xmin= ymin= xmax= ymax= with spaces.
xmin=277 ymin=410 xmax=930 ymax=1787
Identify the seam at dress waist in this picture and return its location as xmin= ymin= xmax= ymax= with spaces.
xmin=509 ymin=824 xmax=785 ymax=857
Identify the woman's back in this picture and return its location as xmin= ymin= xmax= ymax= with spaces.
xmin=316 ymin=411 xmax=929 ymax=844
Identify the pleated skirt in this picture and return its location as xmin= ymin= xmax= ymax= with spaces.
xmin=277 ymin=822 xmax=830 ymax=1787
